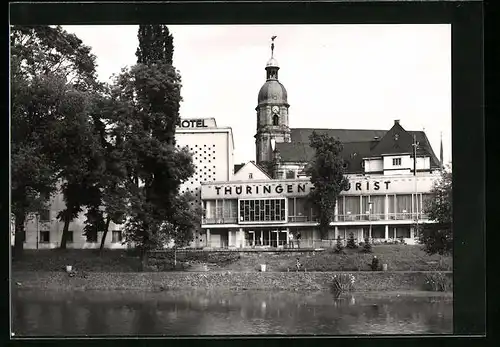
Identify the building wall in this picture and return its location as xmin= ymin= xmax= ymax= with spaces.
xmin=364 ymin=158 xmax=383 ymax=173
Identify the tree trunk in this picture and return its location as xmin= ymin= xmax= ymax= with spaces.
xmin=140 ymin=232 xmax=150 ymax=271
xmin=13 ymin=209 xmax=26 ymax=259
xmin=99 ymin=217 xmax=111 ymax=253
xmin=59 ymin=214 xmax=71 ymax=249
xmin=140 ymin=247 xmax=149 ymax=272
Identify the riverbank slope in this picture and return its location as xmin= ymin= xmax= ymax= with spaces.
xmin=12 ymin=270 xmax=453 ymax=292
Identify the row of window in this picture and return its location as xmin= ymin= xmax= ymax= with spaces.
xmin=240 ymin=199 xmax=286 ymax=222
xmin=204 ymin=194 xmax=432 ymax=223
xmin=27 ymin=230 xmax=123 ymax=243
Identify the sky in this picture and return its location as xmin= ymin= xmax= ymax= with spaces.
xmin=63 ymin=24 xmax=451 ymax=166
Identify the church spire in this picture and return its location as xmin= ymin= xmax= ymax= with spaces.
xmin=266 ymin=35 xmax=279 ymax=80
xmin=271 ymin=35 xmax=277 ymax=57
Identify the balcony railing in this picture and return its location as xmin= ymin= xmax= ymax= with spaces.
xmin=337 ymin=213 xmax=429 ymax=222
xmin=202 ymin=213 xmax=430 ymax=225
xmin=202 ymin=217 xmax=238 ymax=225
xmin=288 ymin=215 xmax=319 ymax=223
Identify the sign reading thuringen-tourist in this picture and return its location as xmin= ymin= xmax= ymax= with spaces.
xmin=200 ymin=177 xmax=437 ymax=199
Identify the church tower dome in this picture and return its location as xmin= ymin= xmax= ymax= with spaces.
xmin=255 ymin=36 xmax=291 ymax=166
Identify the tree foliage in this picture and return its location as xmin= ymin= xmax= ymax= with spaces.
xmin=136 ymin=25 xmax=174 ymax=65
xmin=305 ymin=131 xmax=349 ymax=239
xmin=419 ymin=168 xmax=453 ymax=255
xmin=11 ymin=24 xmax=199 ymax=257
xmin=109 ymin=25 xmax=196 ymax=264
xmin=11 ymin=25 xmax=105 ymax=252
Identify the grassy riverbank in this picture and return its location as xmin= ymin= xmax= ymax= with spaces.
xmin=12 ymin=270 xmax=453 ymax=292
xmin=12 ymin=245 xmax=452 ymax=273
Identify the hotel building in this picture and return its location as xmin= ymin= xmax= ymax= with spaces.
xmin=199 ymin=42 xmax=443 ymax=249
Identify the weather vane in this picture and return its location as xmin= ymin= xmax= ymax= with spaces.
xmin=271 ymin=35 xmax=277 ymax=57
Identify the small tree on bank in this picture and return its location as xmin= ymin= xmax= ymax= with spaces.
xmin=346 ymin=232 xmax=357 ymax=249
xmin=419 ymin=167 xmax=453 ymax=255
xmin=305 ymin=131 xmax=349 ymax=239
xmin=334 ymin=236 xmax=344 ymax=253
xmin=362 ymin=237 xmax=372 ymax=253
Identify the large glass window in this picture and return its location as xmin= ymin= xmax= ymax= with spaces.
xmin=369 ymin=195 xmax=385 ymax=220
xmin=239 ymin=199 xmax=286 ymax=222
xmin=288 ymin=198 xmax=295 ymax=217
xmin=223 ymin=200 xmax=238 ymax=221
xmin=396 ymin=194 xmax=412 ymax=214
xmin=337 ymin=197 xmax=344 ymax=215
xmin=344 ymin=196 xmax=360 ymax=220
xmin=388 ymin=195 xmax=396 ymax=215
xmin=361 ymin=196 xmax=370 ymax=220
xmin=295 ymin=198 xmax=308 ymax=217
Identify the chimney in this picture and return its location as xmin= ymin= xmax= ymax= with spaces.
xmin=394 ymin=120 xmax=400 ymax=125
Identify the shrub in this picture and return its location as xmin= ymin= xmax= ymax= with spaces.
xmin=334 ymin=236 xmax=344 ymax=253
xmin=346 ymin=233 xmax=358 ymax=249
xmin=424 ymin=272 xmax=451 ymax=291
xmin=362 ymin=237 xmax=372 ymax=253
xmin=331 ymin=273 xmax=355 ymax=295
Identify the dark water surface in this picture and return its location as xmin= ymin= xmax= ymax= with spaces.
xmin=12 ymin=289 xmax=452 ymax=336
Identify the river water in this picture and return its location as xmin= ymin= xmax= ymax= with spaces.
xmin=11 ymin=289 xmax=452 ymax=336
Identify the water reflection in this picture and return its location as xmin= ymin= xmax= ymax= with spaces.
xmin=12 ymin=289 xmax=452 ymax=336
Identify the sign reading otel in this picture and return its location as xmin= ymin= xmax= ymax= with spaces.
xmin=201 ymin=177 xmax=436 ymax=199
xmin=177 ymin=118 xmax=217 ymax=129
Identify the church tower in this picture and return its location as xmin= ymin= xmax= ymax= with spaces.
xmin=255 ymin=36 xmax=291 ymax=166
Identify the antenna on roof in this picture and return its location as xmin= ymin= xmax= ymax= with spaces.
xmin=412 ymin=134 xmax=419 ymax=176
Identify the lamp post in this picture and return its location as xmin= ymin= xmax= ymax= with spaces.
xmin=35 ymin=213 xmax=39 ymax=250
xmin=412 ymin=134 xmax=420 ymax=241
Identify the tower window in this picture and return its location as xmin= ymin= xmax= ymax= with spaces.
xmin=249 ymin=173 xmax=253 ymax=179
xmin=273 ymin=114 xmax=279 ymax=126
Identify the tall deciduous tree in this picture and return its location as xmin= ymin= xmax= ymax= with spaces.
xmin=11 ymin=66 xmax=60 ymax=257
xmin=419 ymin=167 xmax=453 ymax=255
xmin=111 ymin=25 xmax=195 ymax=268
xmin=305 ymin=131 xmax=349 ymax=239
xmin=80 ymin=91 xmax=130 ymax=251
xmin=53 ymin=88 xmax=106 ymax=249
xmin=11 ymin=25 xmax=102 ymax=253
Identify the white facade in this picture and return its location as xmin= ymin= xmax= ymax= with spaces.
xmin=19 ymin=118 xmax=234 ymax=250
xmin=176 ymin=118 xmax=234 ymax=205
xmin=200 ymin=172 xmax=441 ymax=248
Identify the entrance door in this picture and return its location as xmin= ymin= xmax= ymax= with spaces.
xmin=221 ymin=233 xmax=228 ymax=249
xmin=278 ymin=230 xmax=287 ymax=247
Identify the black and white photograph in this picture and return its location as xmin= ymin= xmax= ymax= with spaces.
xmin=10 ymin=19 xmax=460 ymax=337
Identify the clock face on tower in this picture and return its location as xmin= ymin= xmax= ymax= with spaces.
xmin=272 ymin=106 xmax=280 ymax=114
